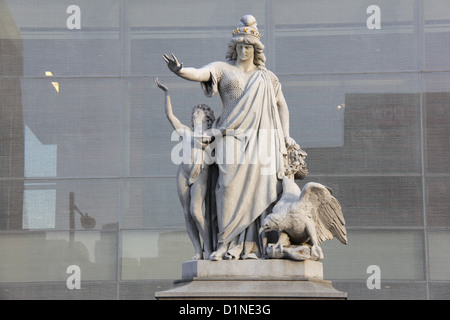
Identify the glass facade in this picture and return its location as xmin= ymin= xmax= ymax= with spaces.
xmin=0 ymin=0 xmax=449 ymax=300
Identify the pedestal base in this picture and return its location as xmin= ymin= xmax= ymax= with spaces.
xmin=155 ymin=260 xmax=347 ymax=300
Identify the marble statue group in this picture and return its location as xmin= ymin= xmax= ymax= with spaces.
xmin=157 ymin=15 xmax=347 ymax=262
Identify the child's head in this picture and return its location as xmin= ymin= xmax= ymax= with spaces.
xmin=191 ymin=104 xmax=215 ymax=129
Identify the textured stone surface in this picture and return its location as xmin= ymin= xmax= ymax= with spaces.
xmin=155 ymin=279 xmax=346 ymax=300
xmin=181 ymin=259 xmax=324 ymax=280
xmin=155 ymin=260 xmax=347 ymax=300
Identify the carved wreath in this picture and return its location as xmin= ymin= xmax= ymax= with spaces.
xmin=282 ymin=140 xmax=308 ymax=180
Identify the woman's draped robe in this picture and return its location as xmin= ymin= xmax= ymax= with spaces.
xmin=201 ymin=61 xmax=287 ymax=259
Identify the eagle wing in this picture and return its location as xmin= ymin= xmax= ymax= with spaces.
xmin=298 ymin=182 xmax=347 ymax=245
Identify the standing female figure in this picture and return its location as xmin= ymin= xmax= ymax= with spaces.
xmin=163 ymin=15 xmax=295 ymax=260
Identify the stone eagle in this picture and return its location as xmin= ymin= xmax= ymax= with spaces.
xmin=260 ymin=177 xmax=347 ymax=260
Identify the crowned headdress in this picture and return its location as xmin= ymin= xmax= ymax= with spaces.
xmin=232 ymin=15 xmax=261 ymax=40
xmin=226 ymin=15 xmax=266 ymax=67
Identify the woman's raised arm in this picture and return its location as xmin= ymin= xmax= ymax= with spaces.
xmin=163 ymin=53 xmax=211 ymax=82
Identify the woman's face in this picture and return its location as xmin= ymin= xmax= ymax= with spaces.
xmin=236 ymin=42 xmax=254 ymax=62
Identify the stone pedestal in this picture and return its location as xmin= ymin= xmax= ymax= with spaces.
xmin=155 ymin=260 xmax=346 ymax=300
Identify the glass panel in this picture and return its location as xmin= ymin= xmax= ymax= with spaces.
xmin=321 ymin=229 xmax=425 ymax=280
xmin=428 ymin=230 xmax=450 ymax=281
xmin=429 ymin=283 xmax=450 ymax=300
xmin=272 ymin=0 xmax=420 ymax=74
xmin=121 ymin=230 xmax=192 ymax=280
xmin=0 ymin=230 xmax=118 ymax=282
xmin=424 ymin=0 xmax=450 ymax=71
xmin=121 ymin=178 xmax=184 ymax=229
xmin=426 ymin=177 xmax=450 ymax=227
xmin=21 ymin=78 xmax=121 ymax=178
xmin=0 ymin=78 xmax=25 ymax=178
xmin=1 ymin=0 xmax=121 ymax=77
xmin=0 ymin=179 xmax=120 ymax=231
xmin=0 ymin=180 xmax=24 ymax=230
xmin=281 ymin=73 xmax=421 ymax=174
xmin=423 ymin=73 xmax=450 ymax=230
xmin=423 ymin=73 xmax=450 ymax=174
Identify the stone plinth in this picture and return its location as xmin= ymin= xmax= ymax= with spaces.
xmin=155 ymin=260 xmax=346 ymax=300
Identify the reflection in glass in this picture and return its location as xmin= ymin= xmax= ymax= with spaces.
xmin=0 ymin=230 xmax=117 ymax=283
xmin=21 ymin=78 xmax=121 ymax=178
xmin=23 ymin=183 xmax=56 ymax=229
xmin=25 ymin=125 xmax=56 ymax=177
xmin=321 ymin=229 xmax=425 ymax=281
xmin=121 ymin=230 xmax=192 ymax=280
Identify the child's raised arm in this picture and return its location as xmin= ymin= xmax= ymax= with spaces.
xmin=155 ymin=78 xmax=186 ymax=132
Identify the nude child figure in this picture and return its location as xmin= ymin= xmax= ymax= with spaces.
xmin=156 ymin=78 xmax=214 ymax=260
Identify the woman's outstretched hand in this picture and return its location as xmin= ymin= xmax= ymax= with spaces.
xmin=163 ymin=53 xmax=183 ymax=74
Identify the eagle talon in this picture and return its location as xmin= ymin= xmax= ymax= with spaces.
xmin=311 ymin=244 xmax=324 ymax=261
xmin=274 ymin=242 xmax=283 ymax=254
